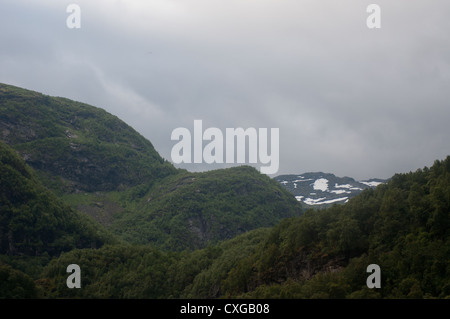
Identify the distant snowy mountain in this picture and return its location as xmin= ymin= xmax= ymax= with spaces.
xmin=274 ymin=172 xmax=387 ymax=208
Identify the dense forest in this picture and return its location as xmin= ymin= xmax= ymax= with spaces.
xmin=24 ymin=156 xmax=448 ymax=299
xmin=108 ymin=166 xmax=301 ymax=250
xmin=0 ymin=141 xmax=116 ymax=256
xmin=2 ymin=148 xmax=449 ymax=298
xmin=0 ymin=83 xmax=449 ymax=299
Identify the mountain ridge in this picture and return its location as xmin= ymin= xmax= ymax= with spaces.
xmin=275 ymin=172 xmax=388 ymax=208
xmin=0 ymin=82 xmax=177 ymax=193
xmin=34 ymin=155 xmax=450 ymax=299
xmin=111 ymin=165 xmax=302 ymax=250
xmin=0 ymin=82 xmax=302 ymax=252
xmin=2 ymin=82 xmax=448 ymax=299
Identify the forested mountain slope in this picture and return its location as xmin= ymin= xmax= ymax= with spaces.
xmin=1 ymin=83 xmax=448 ymax=299
xmin=111 ymin=166 xmax=302 ymax=250
xmin=221 ymin=157 xmax=450 ymax=298
xmin=37 ymin=157 xmax=450 ymax=299
xmin=0 ymin=83 xmax=176 ymax=193
xmin=0 ymin=83 xmax=303 ymax=251
xmin=0 ymin=140 xmax=116 ymax=257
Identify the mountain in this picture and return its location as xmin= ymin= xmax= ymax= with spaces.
xmin=275 ymin=172 xmax=387 ymax=208
xmin=221 ymin=157 xmax=450 ymax=298
xmin=0 ymin=83 xmax=177 ymax=193
xmin=0 ymin=83 xmax=302 ymax=252
xmin=110 ymin=165 xmax=302 ymax=250
xmin=0 ymin=140 xmax=116 ymax=257
xmin=3 ymin=82 xmax=448 ymax=300
xmin=38 ymin=156 xmax=450 ymax=299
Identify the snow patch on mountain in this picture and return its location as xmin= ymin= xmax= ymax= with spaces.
xmin=303 ymin=197 xmax=327 ymax=205
xmin=304 ymin=196 xmax=349 ymax=206
xmin=335 ymin=183 xmax=352 ymax=189
xmin=330 ymin=189 xmax=351 ymax=195
xmin=313 ymin=178 xmax=329 ymax=192
xmin=361 ymin=181 xmax=383 ymax=187
xmin=274 ymin=172 xmax=388 ymax=208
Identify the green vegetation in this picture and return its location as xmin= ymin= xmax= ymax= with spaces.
xmin=0 ymin=83 xmax=301 ymax=252
xmin=220 ymin=157 xmax=450 ymax=298
xmin=29 ymin=156 xmax=450 ymax=299
xmin=3 ymin=147 xmax=449 ymax=299
xmin=0 ymin=83 xmax=176 ymax=194
xmin=0 ymin=140 xmax=117 ymax=297
xmin=110 ymin=166 xmax=301 ymax=250
xmin=0 ymin=83 xmax=449 ymax=299
xmin=39 ymin=228 xmax=269 ymax=298
xmin=0 ymin=264 xmax=39 ymax=298
xmin=0 ymin=141 xmax=116 ymax=257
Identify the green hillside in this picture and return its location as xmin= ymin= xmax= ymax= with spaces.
xmin=0 ymin=140 xmax=115 ymax=257
xmin=110 ymin=166 xmax=302 ymax=250
xmin=39 ymin=228 xmax=269 ymax=299
xmin=37 ymin=156 xmax=450 ymax=299
xmin=1 ymin=82 xmax=448 ymax=299
xmin=0 ymin=83 xmax=302 ymax=252
xmin=0 ymin=139 xmax=116 ymax=297
xmin=221 ymin=157 xmax=450 ymax=298
xmin=0 ymin=83 xmax=176 ymax=193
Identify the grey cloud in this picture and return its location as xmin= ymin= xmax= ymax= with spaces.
xmin=1 ymin=0 xmax=450 ymax=180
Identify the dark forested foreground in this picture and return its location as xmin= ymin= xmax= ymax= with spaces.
xmin=2 ymin=151 xmax=450 ymax=299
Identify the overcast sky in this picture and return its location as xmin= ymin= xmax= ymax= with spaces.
xmin=1 ymin=0 xmax=450 ymax=180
